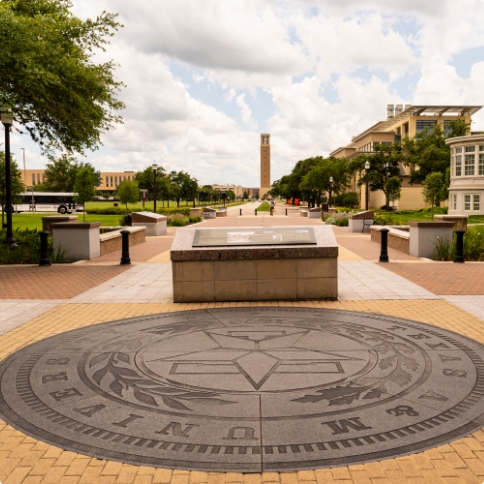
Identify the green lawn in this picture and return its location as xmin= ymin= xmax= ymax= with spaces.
xmin=9 ymin=213 xmax=123 ymax=231
xmin=85 ymin=200 xmax=241 ymax=210
xmin=257 ymin=201 xmax=271 ymax=211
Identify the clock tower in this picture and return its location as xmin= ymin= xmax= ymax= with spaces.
xmin=260 ymin=134 xmax=271 ymax=198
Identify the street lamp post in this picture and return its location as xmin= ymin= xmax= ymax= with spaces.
xmin=329 ymin=176 xmax=333 ymax=207
xmin=1 ymin=111 xmax=16 ymax=246
xmin=152 ymin=163 xmax=157 ymax=214
xmin=192 ymin=179 xmax=197 ymax=208
xmin=365 ymin=160 xmax=370 ymax=211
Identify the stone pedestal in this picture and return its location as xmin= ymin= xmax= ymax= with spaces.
xmin=52 ymin=222 xmax=101 ymax=262
xmin=349 ymin=211 xmax=374 ymax=233
xmin=308 ymin=207 xmax=322 ymax=219
xmin=203 ymin=207 xmax=216 ymax=219
xmin=190 ymin=208 xmax=202 ymax=217
xmin=216 ymin=209 xmax=227 ymax=217
xmin=42 ymin=216 xmax=77 ymax=235
xmin=170 ymin=226 xmax=338 ymax=302
xmin=409 ymin=221 xmax=454 ymax=258
xmin=131 ymin=211 xmax=167 ymax=236
xmin=434 ymin=215 xmax=468 ymax=231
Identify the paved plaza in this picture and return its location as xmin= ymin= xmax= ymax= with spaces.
xmin=3 ymin=210 xmax=484 ymax=483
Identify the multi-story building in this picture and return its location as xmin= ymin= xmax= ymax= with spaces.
xmin=20 ymin=170 xmax=137 ymax=194
xmin=446 ymin=134 xmax=484 ymax=215
xmin=330 ymin=105 xmax=482 ymax=210
xmin=211 ymin=184 xmax=259 ymax=199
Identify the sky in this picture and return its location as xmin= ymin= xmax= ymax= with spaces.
xmin=8 ymin=0 xmax=484 ymax=187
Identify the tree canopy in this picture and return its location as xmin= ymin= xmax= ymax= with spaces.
xmin=73 ymin=166 xmax=97 ymax=220
xmin=117 ymin=179 xmax=139 ymax=215
xmin=0 ymin=0 xmax=124 ymax=154
xmin=39 ymin=153 xmax=99 ymax=192
xmin=422 ymin=172 xmax=444 ymax=220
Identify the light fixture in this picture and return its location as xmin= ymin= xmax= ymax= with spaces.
xmin=1 ymin=111 xmax=13 ymax=126
xmin=365 ymin=161 xmax=370 ymax=170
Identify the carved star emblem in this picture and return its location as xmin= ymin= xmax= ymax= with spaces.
xmin=147 ymin=329 xmax=364 ymax=390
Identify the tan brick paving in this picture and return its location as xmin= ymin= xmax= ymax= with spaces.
xmin=0 ymin=266 xmax=130 ymax=299
xmin=383 ymin=262 xmax=484 ymax=295
xmin=2 ymin=300 xmax=484 ymax=483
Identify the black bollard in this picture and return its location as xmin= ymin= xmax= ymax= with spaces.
xmin=255 ymin=209 xmax=257 ymax=216
xmin=454 ymin=230 xmax=465 ymax=263
xmin=285 ymin=208 xmax=288 ymax=216
xmin=379 ymin=228 xmax=389 ymax=263
xmin=39 ymin=231 xmax=51 ymax=266
xmin=240 ymin=208 xmax=242 ymax=216
xmin=120 ymin=230 xmax=131 ymax=265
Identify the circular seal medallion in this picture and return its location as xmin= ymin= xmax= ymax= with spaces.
xmin=1 ymin=307 xmax=484 ymax=472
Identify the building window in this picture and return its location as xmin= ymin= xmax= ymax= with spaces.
xmin=456 ymin=147 xmax=462 ymax=154
xmin=474 ymin=195 xmax=480 ymax=211
xmin=110 ymin=176 xmax=113 ymax=186
xmin=479 ymin=154 xmax=484 ymax=175
xmin=37 ymin=173 xmax=41 ymax=183
xmin=480 ymin=145 xmax=484 ymax=151
xmin=465 ymin=154 xmax=475 ymax=175
xmin=465 ymin=146 xmax=475 ymax=153
xmin=416 ymin=120 xmax=437 ymax=133
xmin=456 ymin=155 xmax=462 ymax=176
xmin=465 ymin=195 xmax=471 ymax=211
xmin=115 ymin=176 xmax=118 ymax=186
xmin=453 ymin=194 xmax=457 ymax=210
xmin=32 ymin=174 xmax=35 ymax=185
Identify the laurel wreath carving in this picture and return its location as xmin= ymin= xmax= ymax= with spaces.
xmin=88 ymin=347 xmax=235 ymax=411
xmin=291 ymin=321 xmax=420 ymax=407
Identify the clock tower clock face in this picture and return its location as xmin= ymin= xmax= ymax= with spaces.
xmin=1 ymin=307 xmax=484 ymax=472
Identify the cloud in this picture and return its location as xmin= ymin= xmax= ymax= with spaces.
xmin=8 ymin=0 xmax=484 ymax=187
xmin=236 ymin=94 xmax=258 ymax=128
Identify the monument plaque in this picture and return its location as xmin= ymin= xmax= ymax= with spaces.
xmin=192 ymin=227 xmax=317 ymax=247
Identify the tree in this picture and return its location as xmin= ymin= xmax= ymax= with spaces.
xmin=242 ymin=190 xmax=248 ymax=199
xmin=384 ymin=177 xmax=402 ymax=208
xmin=0 ymin=153 xmax=24 ymax=227
xmin=42 ymin=153 xmax=80 ymax=191
xmin=0 ymin=0 xmax=124 ymax=154
xmin=135 ymin=165 xmax=166 ymax=201
xmin=447 ymin=120 xmax=471 ymax=138
xmin=117 ymin=180 xmax=139 ymax=215
xmin=73 ymin=167 xmax=97 ymax=221
xmin=422 ymin=172 xmax=444 ymax=220
xmin=401 ymin=125 xmax=450 ymax=184
xmin=42 ymin=153 xmax=100 ymax=192
xmin=350 ymin=143 xmax=403 ymax=207
xmin=169 ymin=171 xmax=195 ymax=207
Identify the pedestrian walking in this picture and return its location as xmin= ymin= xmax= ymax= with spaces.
xmin=270 ymin=200 xmax=275 ymax=216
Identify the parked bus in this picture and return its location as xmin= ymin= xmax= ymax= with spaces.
xmin=13 ymin=192 xmax=83 ymax=214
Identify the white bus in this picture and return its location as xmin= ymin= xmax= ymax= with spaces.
xmin=13 ymin=192 xmax=83 ymax=214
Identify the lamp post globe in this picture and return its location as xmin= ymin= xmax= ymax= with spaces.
xmin=152 ymin=163 xmax=158 ymax=214
xmin=1 ymin=111 xmax=17 ymax=246
xmin=364 ymin=161 xmax=370 ymax=211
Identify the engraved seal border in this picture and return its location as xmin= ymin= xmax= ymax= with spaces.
xmin=0 ymin=307 xmax=484 ymax=472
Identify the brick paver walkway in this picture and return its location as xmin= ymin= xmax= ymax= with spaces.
xmin=3 ymin=210 xmax=484 ymax=483
xmin=384 ymin=262 xmax=484 ymax=295
xmin=0 ymin=265 xmax=129 ymax=299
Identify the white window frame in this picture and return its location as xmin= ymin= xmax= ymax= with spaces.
xmin=465 ymin=154 xmax=475 ymax=176
xmin=456 ymin=155 xmax=462 ymax=176
xmin=465 ymin=195 xmax=471 ymax=211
